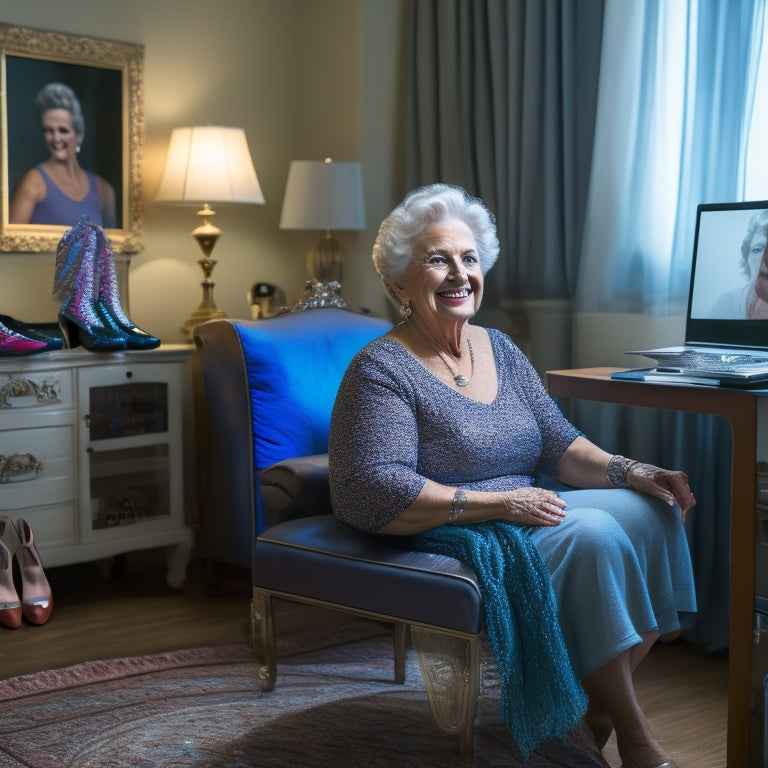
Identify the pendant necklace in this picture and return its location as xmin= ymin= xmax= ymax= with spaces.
xmin=407 ymin=318 xmax=475 ymax=387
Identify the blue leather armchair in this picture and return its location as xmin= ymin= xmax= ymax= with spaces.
xmin=194 ymin=308 xmax=484 ymax=766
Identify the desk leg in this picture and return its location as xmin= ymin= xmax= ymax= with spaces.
xmin=727 ymin=406 xmax=758 ymax=767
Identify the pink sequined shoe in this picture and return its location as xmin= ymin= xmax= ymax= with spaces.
xmin=0 ymin=319 xmax=48 ymax=356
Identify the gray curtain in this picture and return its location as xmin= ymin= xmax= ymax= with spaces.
xmin=405 ymin=0 xmax=604 ymax=312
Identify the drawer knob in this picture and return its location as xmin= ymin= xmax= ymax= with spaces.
xmin=0 ymin=453 xmax=43 ymax=483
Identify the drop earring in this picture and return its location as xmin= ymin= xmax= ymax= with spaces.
xmin=399 ymin=300 xmax=412 ymax=319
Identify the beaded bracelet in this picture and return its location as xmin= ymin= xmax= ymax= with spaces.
xmin=607 ymin=455 xmax=637 ymax=488
xmin=449 ymin=489 xmax=467 ymax=523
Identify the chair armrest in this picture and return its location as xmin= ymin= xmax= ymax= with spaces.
xmin=259 ymin=454 xmax=332 ymax=527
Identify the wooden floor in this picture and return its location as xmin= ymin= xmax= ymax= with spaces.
xmin=0 ymin=554 xmax=729 ymax=767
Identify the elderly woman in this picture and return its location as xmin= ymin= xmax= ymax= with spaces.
xmin=329 ymin=184 xmax=696 ymax=768
xmin=9 ymin=83 xmax=116 ymax=228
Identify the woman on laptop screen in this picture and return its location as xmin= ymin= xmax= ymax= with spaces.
xmin=708 ymin=209 xmax=768 ymax=319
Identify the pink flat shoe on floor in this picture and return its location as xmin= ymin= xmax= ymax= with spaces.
xmin=15 ymin=518 xmax=53 ymax=625
xmin=0 ymin=516 xmax=22 ymax=629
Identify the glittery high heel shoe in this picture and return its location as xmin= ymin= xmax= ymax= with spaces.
xmin=0 ymin=516 xmax=22 ymax=629
xmin=15 ymin=518 xmax=53 ymax=626
xmin=58 ymin=304 xmax=127 ymax=352
xmin=0 ymin=318 xmax=49 ymax=357
xmin=54 ymin=217 xmax=126 ymax=352
xmin=0 ymin=315 xmax=63 ymax=352
xmin=93 ymin=228 xmax=160 ymax=350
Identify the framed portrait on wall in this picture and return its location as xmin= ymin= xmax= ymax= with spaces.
xmin=0 ymin=24 xmax=144 ymax=253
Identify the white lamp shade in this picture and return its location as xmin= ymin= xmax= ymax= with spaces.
xmin=156 ymin=126 xmax=265 ymax=205
xmin=279 ymin=159 xmax=365 ymax=231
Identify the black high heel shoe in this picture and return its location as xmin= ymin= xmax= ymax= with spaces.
xmin=93 ymin=227 xmax=160 ymax=350
xmin=95 ymin=298 xmax=161 ymax=350
xmin=59 ymin=303 xmax=127 ymax=352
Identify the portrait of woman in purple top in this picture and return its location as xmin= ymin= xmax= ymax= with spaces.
xmin=9 ymin=83 xmax=116 ymax=228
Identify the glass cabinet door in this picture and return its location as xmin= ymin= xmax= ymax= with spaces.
xmin=87 ymin=382 xmax=168 ymax=440
xmin=88 ymin=443 xmax=170 ymax=530
xmin=78 ymin=363 xmax=183 ymax=542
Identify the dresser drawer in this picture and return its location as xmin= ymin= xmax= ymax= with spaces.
xmin=0 ymin=425 xmax=75 ymax=508
xmin=0 ymin=369 xmax=73 ymax=411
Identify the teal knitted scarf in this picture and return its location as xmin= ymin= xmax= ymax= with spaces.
xmin=413 ymin=520 xmax=587 ymax=757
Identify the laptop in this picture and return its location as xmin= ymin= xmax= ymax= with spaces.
xmin=613 ymin=199 xmax=768 ymax=388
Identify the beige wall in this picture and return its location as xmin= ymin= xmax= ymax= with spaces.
xmin=0 ymin=0 xmax=406 ymax=342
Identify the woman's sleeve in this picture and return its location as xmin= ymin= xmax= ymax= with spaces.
xmin=328 ymin=351 xmax=427 ymax=532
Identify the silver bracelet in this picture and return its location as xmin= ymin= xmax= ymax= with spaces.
xmin=449 ymin=489 xmax=467 ymax=523
xmin=607 ymin=455 xmax=636 ymax=488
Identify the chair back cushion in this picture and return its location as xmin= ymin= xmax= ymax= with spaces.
xmin=236 ymin=310 xmax=389 ymax=468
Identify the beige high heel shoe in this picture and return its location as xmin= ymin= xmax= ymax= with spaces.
xmin=15 ymin=518 xmax=53 ymax=625
xmin=0 ymin=516 xmax=22 ymax=629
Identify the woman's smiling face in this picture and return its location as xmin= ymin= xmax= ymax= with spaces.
xmin=398 ymin=217 xmax=484 ymax=325
xmin=41 ymin=109 xmax=81 ymax=162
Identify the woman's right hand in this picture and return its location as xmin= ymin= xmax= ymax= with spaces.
xmin=501 ymin=487 xmax=567 ymax=526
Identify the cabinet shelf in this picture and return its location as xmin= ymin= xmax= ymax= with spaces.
xmin=88 ymin=444 xmax=170 ymax=480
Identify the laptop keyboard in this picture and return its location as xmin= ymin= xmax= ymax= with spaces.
xmin=659 ymin=351 xmax=768 ymax=371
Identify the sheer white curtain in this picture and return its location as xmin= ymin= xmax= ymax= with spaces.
xmin=573 ymin=0 xmax=767 ymax=653
xmin=577 ymin=0 xmax=767 ymax=315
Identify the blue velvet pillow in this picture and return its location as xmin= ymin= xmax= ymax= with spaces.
xmin=236 ymin=308 xmax=391 ymax=532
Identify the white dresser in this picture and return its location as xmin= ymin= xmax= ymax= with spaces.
xmin=0 ymin=345 xmax=193 ymax=588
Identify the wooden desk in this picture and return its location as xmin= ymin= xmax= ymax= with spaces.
xmin=546 ymin=367 xmax=760 ymax=766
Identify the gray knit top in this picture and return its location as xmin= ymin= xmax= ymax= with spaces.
xmin=328 ymin=328 xmax=581 ymax=532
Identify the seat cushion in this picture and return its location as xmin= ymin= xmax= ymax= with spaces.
xmin=253 ymin=515 xmax=483 ymax=635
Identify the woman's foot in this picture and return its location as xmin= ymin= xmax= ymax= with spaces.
xmin=616 ymin=731 xmax=675 ymax=768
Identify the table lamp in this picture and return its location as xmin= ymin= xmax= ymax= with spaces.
xmin=156 ymin=125 xmax=265 ymax=340
xmin=279 ymin=158 xmax=365 ymax=309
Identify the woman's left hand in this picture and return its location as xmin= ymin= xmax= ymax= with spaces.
xmin=625 ymin=463 xmax=695 ymax=523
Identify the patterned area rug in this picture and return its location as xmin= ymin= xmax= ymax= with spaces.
xmin=0 ymin=630 xmax=608 ymax=768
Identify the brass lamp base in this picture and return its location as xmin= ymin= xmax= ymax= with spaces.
xmin=181 ymin=204 xmax=228 ymax=342
xmin=180 ymin=256 xmax=227 ymax=342
xmin=291 ymin=231 xmax=350 ymax=313
xmin=307 ymin=231 xmax=344 ymax=284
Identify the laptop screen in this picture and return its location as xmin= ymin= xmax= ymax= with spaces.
xmin=686 ymin=200 xmax=768 ymax=349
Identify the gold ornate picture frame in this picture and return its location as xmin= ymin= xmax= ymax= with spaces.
xmin=0 ymin=24 xmax=144 ymax=253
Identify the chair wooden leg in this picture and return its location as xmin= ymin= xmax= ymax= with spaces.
xmin=412 ymin=628 xmax=481 ymax=767
xmin=251 ymin=587 xmax=276 ymax=691
xmin=393 ymin=622 xmax=406 ymax=684
xmin=460 ymin=637 xmax=480 ymax=768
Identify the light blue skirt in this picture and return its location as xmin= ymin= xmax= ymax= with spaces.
xmin=530 ymin=488 xmax=697 ymax=680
